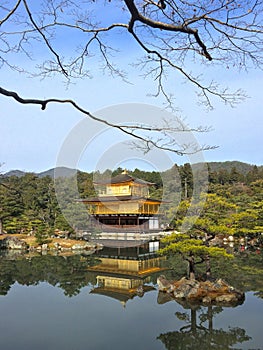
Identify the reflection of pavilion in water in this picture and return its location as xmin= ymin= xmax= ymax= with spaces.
xmin=88 ymin=241 xmax=167 ymax=306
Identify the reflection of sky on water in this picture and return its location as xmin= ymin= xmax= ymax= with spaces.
xmin=213 ymin=291 xmax=263 ymax=349
xmin=0 ymin=283 xmax=262 ymax=350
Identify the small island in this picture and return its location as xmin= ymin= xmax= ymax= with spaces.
xmin=157 ymin=275 xmax=245 ymax=306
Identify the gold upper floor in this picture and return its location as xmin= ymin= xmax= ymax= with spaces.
xmin=87 ymin=200 xmax=161 ymax=215
xmin=95 ymin=183 xmax=149 ymax=198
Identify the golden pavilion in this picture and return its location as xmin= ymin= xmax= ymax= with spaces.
xmin=81 ymin=171 xmax=162 ymax=231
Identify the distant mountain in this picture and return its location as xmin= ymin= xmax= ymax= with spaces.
xmin=2 ymin=161 xmax=262 ymax=179
xmin=3 ymin=167 xmax=77 ymax=179
xmin=3 ymin=170 xmax=28 ymax=178
xmin=38 ymin=167 xmax=77 ymax=178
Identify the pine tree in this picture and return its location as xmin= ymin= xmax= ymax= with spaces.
xmin=0 ymin=177 xmax=23 ymax=234
xmin=159 ymin=233 xmax=232 ymax=280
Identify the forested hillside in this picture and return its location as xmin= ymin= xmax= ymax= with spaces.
xmin=202 ymin=161 xmax=263 ymax=175
xmin=0 ymin=162 xmax=262 ymax=240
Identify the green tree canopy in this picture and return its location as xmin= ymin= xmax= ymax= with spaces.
xmin=160 ymin=233 xmax=232 ymax=280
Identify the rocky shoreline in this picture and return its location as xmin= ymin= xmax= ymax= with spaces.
xmin=0 ymin=235 xmax=103 ymax=254
xmin=157 ymin=275 xmax=245 ymax=307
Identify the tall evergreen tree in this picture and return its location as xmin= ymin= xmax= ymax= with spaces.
xmin=0 ymin=177 xmax=23 ymax=234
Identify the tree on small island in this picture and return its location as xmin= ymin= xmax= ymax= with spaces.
xmin=159 ymin=233 xmax=233 ymax=280
xmin=158 ymin=232 xmax=246 ymax=306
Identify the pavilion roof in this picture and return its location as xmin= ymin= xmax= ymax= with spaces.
xmin=93 ymin=173 xmax=155 ymax=186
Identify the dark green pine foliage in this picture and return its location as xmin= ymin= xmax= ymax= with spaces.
xmin=0 ymin=176 xmax=23 ymax=234
xmin=159 ymin=233 xmax=232 ymax=280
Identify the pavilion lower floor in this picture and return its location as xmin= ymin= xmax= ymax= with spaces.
xmin=90 ymin=214 xmax=159 ymax=232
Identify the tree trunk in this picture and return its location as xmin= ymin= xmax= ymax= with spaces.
xmin=190 ymin=309 xmax=197 ymax=334
xmin=188 ymin=254 xmax=196 ymax=280
xmin=0 ymin=218 xmax=3 ymax=235
xmin=207 ymin=306 xmax=213 ymax=333
xmin=206 ymin=254 xmax=211 ymax=280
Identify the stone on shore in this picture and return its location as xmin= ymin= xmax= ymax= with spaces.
xmin=0 ymin=234 xmax=103 ymax=253
xmin=157 ymin=275 xmax=175 ymax=293
xmin=0 ymin=236 xmax=28 ymax=250
xmin=157 ymin=275 xmax=245 ymax=306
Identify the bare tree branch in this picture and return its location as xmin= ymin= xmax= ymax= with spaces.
xmin=124 ymin=0 xmax=212 ymax=59
xmin=22 ymin=0 xmax=68 ymax=76
xmin=0 ymin=85 xmax=216 ymax=155
xmin=0 ymin=0 xmax=263 ymax=133
xmin=0 ymin=0 xmax=22 ymax=26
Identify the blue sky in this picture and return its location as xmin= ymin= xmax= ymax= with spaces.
xmin=0 ymin=3 xmax=262 ymax=173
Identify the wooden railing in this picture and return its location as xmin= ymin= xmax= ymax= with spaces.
xmin=88 ymin=203 xmax=160 ymax=215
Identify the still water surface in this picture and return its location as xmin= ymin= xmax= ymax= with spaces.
xmin=0 ymin=247 xmax=262 ymax=350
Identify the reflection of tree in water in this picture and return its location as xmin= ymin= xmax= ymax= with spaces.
xmin=157 ymin=301 xmax=251 ymax=350
xmin=0 ymin=253 xmax=99 ymax=297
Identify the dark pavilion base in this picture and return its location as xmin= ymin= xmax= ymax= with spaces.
xmin=89 ymin=214 xmax=160 ymax=233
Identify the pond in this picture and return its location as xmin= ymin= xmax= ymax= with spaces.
xmin=0 ymin=244 xmax=262 ymax=350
